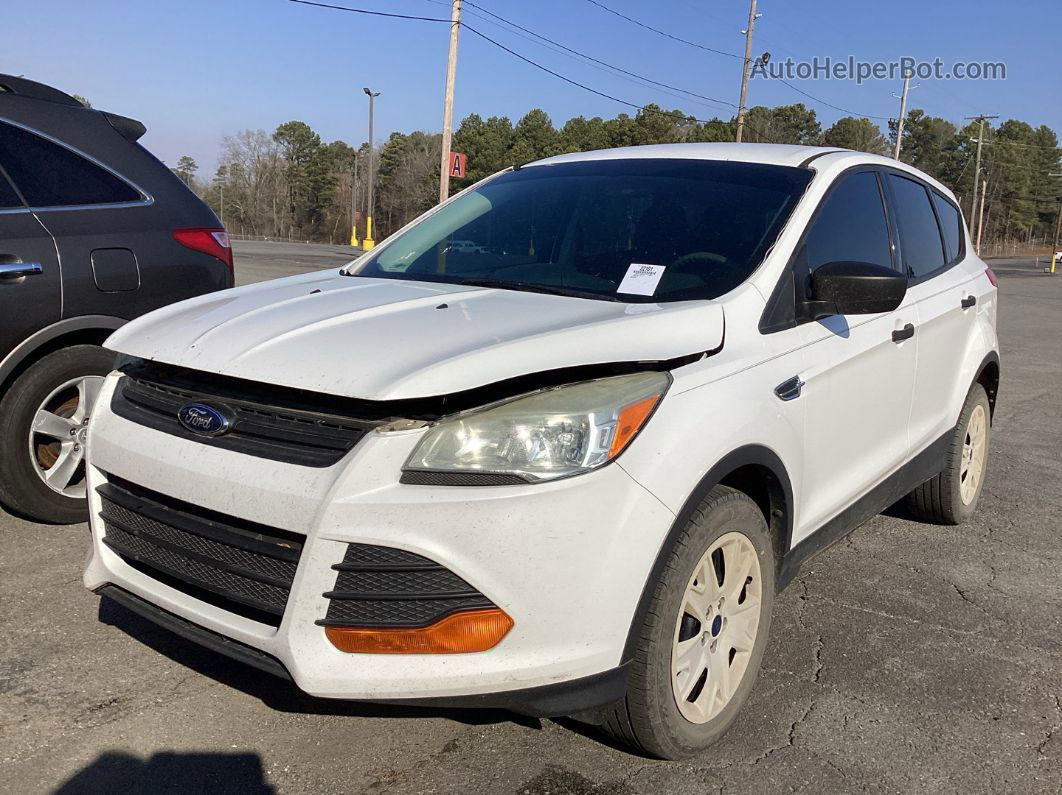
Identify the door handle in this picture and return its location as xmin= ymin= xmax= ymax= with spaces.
xmin=892 ymin=323 xmax=915 ymax=343
xmin=0 ymin=261 xmax=43 ymax=280
xmin=774 ymin=375 xmax=805 ymax=401
xmin=960 ymin=295 xmax=976 ymax=309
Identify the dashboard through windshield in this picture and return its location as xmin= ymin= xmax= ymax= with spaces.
xmin=349 ymin=158 xmax=812 ymax=303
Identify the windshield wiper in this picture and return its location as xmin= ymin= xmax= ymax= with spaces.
xmin=456 ymin=278 xmax=621 ymax=302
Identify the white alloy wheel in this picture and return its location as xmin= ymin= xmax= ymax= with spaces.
xmin=960 ymin=403 xmax=988 ymax=505
xmin=28 ymin=375 xmax=104 ymax=498
xmin=671 ymin=531 xmax=763 ymax=724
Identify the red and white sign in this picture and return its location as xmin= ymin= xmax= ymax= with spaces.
xmin=449 ymin=151 xmax=467 ymax=179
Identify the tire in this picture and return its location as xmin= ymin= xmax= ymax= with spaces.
xmin=905 ymin=383 xmax=991 ymax=525
xmin=601 ymin=486 xmax=776 ymax=759
xmin=0 ymin=345 xmax=114 ymax=524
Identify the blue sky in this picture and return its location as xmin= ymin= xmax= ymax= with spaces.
xmin=6 ymin=0 xmax=1060 ymax=173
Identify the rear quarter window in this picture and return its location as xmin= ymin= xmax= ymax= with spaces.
xmin=0 ymin=120 xmax=142 ymax=207
xmin=930 ymin=191 xmax=963 ymax=264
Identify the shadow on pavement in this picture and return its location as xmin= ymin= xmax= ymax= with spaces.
xmin=54 ymin=751 xmax=273 ymax=794
xmin=98 ymin=598 xmax=542 ymax=730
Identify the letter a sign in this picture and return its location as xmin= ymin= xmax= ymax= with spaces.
xmin=449 ymin=151 xmax=467 ymax=179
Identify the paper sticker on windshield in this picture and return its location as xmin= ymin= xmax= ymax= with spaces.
xmin=618 ymin=263 xmax=666 ymax=296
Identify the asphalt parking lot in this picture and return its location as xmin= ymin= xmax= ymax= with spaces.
xmin=1 ymin=248 xmax=1060 ymax=794
xmin=231 ymin=239 xmax=362 ymax=287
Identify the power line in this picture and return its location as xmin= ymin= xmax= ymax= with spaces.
xmin=776 ymin=78 xmax=891 ymax=120
xmin=455 ymin=0 xmax=737 ymax=111
xmin=288 ymin=0 xmax=781 ymax=140
xmin=579 ymin=0 xmax=890 ymax=122
xmin=287 ymin=0 xmax=448 ymax=23
xmin=462 ymin=24 xmax=740 ymax=129
xmin=581 ymin=0 xmax=743 ymax=59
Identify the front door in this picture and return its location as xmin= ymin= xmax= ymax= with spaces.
xmin=791 ymin=169 xmax=917 ymax=541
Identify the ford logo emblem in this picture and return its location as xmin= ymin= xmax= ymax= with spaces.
xmin=177 ymin=403 xmax=233 ymax=437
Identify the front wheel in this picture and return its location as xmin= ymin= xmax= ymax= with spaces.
xmin=0 ymin=345 xmax=113 ymax=524
xmin=602 ymin=486 xmax=775 ymax=759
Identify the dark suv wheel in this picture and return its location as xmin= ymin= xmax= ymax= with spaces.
xmin=0 ymin=345 xmax=114 ymax=524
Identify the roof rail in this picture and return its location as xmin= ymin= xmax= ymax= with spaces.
xmin=0 ymin=74 xmax=82 ymax=107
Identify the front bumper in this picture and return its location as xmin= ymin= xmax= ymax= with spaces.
xmin=84 ymin=373 xmax=675 ymax=708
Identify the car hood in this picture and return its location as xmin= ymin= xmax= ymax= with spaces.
xmin=105 ymin=271 xmax=725 ymax=400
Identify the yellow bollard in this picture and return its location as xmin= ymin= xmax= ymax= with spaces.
xmin=362 ymin=216 xmax=375 ymax=251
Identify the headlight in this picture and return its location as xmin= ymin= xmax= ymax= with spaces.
xmin=403 ymin=371 xmax=670 ymax=483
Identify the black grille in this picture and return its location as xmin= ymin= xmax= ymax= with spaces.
xmin=111 ymin=362 xmax=380 ymax=467
xmin=318 ymin=543 xmax=495 ymax=629
xmin=98 ymin=476 xmax=304 ymax=627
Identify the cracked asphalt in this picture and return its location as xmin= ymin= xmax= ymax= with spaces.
xmin=1 ymin=249 xmax=1060 ymax=794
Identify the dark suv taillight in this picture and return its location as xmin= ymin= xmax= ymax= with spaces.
xmin=173 ymin=228 xmax=233 ymax=274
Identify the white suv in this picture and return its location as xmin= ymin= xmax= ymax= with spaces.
xmin=83 ymin=144 xmax=999 ymax=759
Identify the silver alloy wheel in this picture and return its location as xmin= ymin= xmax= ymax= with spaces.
xmin=960 ymin=403 xmax=988 ymax=505
xmin=671 ymin=531 xmax=763 ymax=724
xmin=28 ymin=375 xmax=104 ymax=498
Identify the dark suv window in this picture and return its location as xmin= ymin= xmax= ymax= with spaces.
xmin=887 ymin=174 xmax=946 ymax=278
xmin=803 ymin=171 xmax=892 ymax=271
xmin=0 ymin=171 xmax=21 ymax=208
xmin=0 ymin=121 xmax=141 ymax=207
xmin=931 ymin=191 xmax=963 ymax=264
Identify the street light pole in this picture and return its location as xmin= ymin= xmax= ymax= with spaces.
xmin=349 ymin=152 xmax=358 ymax=247
xmin=362 ymin=87 xmax=380 ymax=250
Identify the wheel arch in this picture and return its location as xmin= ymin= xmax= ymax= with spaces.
xmin=0 ymin=316 xmax=124 ymax=396
xmin=620 ymin=444 xmax=794 ymax=664
xmin=973 ymin=351 xmax=999 ymax=420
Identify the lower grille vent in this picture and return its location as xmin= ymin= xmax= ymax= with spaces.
xmin=317 ymin=543 xmax=495 ymax=629
xmin=98 ymin=476 xmax=303 ymax=627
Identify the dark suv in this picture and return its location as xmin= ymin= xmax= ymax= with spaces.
xmin=0 ymin=75 xmax=233 ymax=524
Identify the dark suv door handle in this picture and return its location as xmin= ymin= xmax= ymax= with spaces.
xmin=961 ymin=295 xmax=976 ymax=309
xmin=0 ymin=261 xmax=43 ymax=280
xmin=892 ymin=323 xmax=915 ymax=343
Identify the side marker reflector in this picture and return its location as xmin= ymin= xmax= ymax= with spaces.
xmin=324 ymin=608 xmax=513 ymax=654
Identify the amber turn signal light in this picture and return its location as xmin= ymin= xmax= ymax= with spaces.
xmin=609 ymin=395 xmax=661 ymax=458
xmin=324 ymin=608 xmax=513 ymax=654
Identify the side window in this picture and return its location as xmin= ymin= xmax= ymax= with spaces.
xmin=931 ymin=191 xmax=963 ymax=264
xmin=887 ymin=174 xmax=946 ymax=279
xmin=0 ymin=120 xmax=141 ymax=207
xmin=0 ymin=171 xmax=21 ymax=209
xmin=804 ymin=171 xmax=892 ymax=271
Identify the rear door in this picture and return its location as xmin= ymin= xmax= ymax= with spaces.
xmin=794 ymin=169 xmax=918 ymax=537
xmin=883 ymin=173 xmax=973 ymax=452
xmin=0 ymin=118 xmax=149 ymax=322
xmin=0 ymin=168 xmax=61 ymax=362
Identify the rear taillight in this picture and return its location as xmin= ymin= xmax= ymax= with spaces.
xmin=173 ymin=228 xmax=233 ymax=274
xmin=985 ymin=267 xmax=998 ymax=287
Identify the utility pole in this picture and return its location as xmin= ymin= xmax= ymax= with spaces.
xmin=362 ymin=87 xmax=380 ymax=250
xmin=734 ymin=0 xmax=758 ymax=143
xmin=966 ymin=114 xmax=998 ymax=242
xmin=438 ymin=0 xmax=462 ymax=204
xmin=976 ymin=178 xmax=987 ymax=254
xmin=892 ymin=75 xmax=912 ymax=160
xmin=1049 ymin=172 xmax=1062 ymax=274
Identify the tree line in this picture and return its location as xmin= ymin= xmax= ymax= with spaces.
xmin=177 ymin=103 xmax=1060 ymax=249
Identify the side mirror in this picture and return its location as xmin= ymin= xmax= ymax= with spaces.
xmin=804 ymin=261 xmax=907 ymax=319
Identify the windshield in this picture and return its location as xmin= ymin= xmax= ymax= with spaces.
xmin=350 ymin=158 xmax=812 ymax=303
